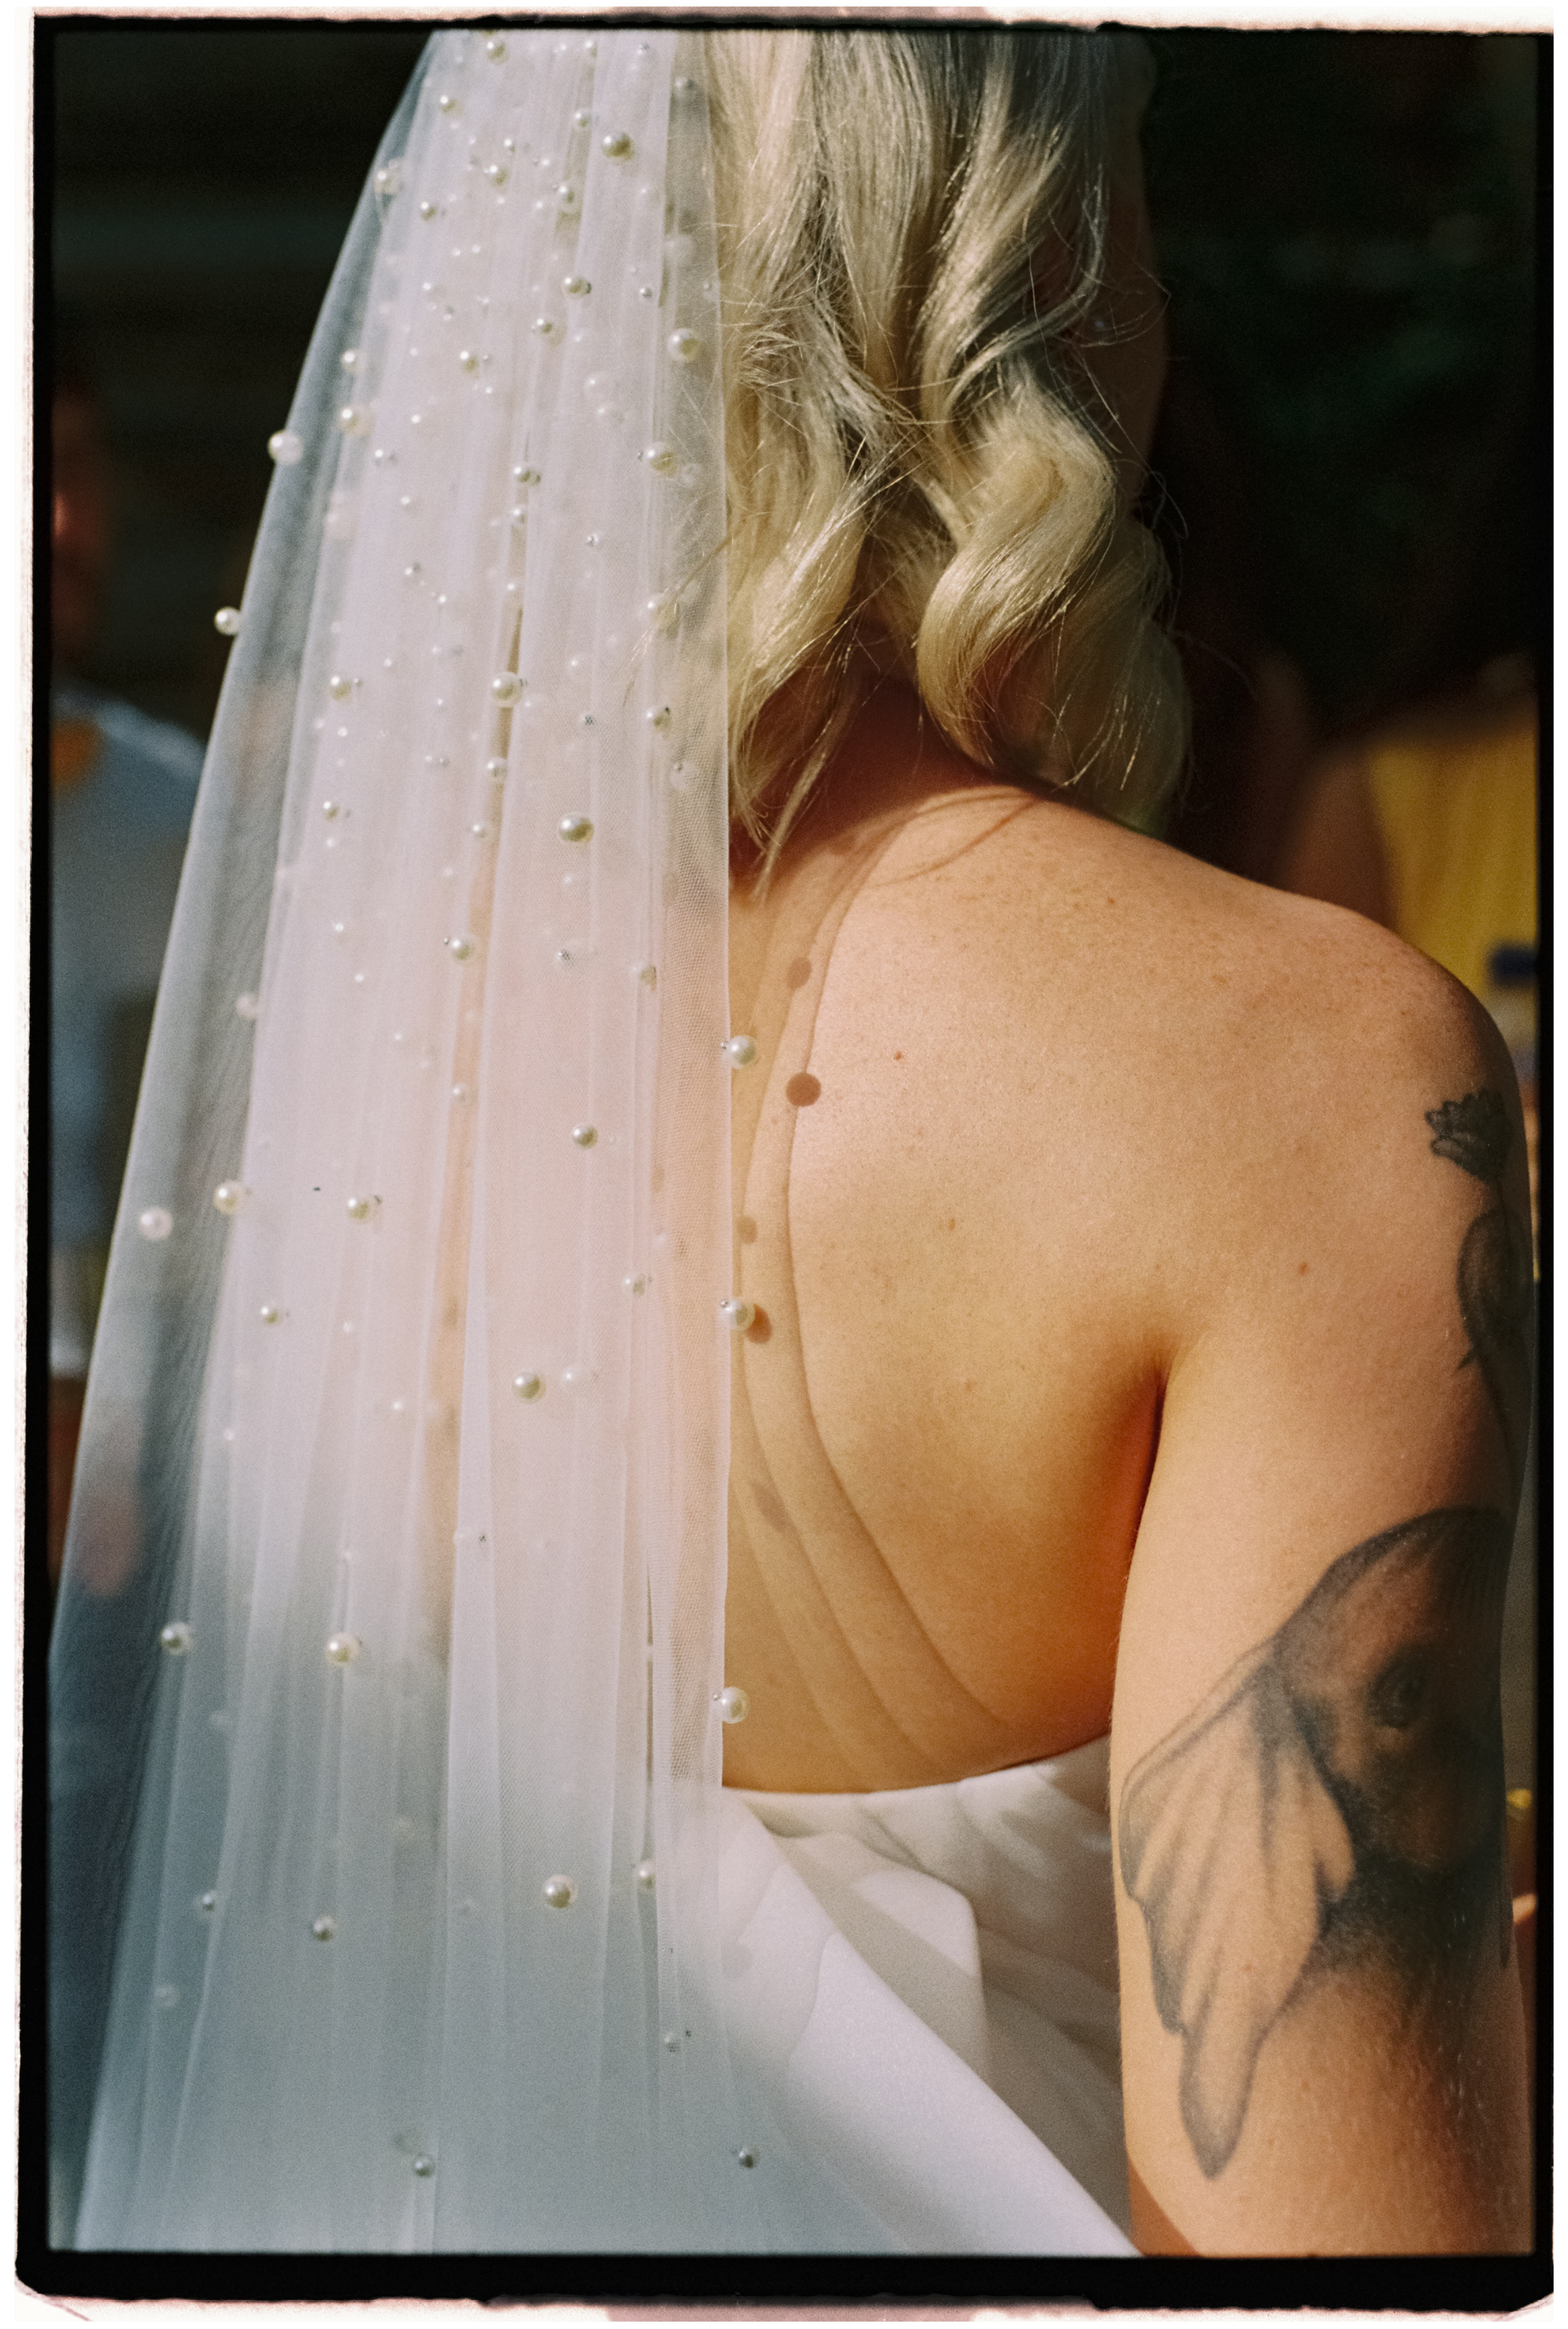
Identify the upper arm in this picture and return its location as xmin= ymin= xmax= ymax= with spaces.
xmin=1111 ymin=946 xmax=1532 ymax=2254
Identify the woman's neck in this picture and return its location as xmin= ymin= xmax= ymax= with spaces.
xmin=738 ymin=683 xmax=1007 ymax=891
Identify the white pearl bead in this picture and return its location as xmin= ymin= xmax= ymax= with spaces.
xmin=667 ymin=328 xmax=701 ymax=365
xmin=268 ymin=429 xmax=304 ymax=466
xmin=573 ymin=107 xmax=591 ymax=129
xmin=412 ymin=2154 xmax=436 ymax=2178
xmin=725 ymin=1035 xmax=759 ymax=1068
xmin=634 ymin=1859 xmax=656 ymax=1892
xmin=601 ymin=131 xmax=633 ymax=159
xmin=159 ymin=1621 xmax=193 ymax=1656
xmin=563 ymin=274 xmax=591 ymax=297
xmin=513 ymin=464 xmax=541 ymax=486
xmin=457 ymin=348 xmax=479 ymax=372
xmin=212 ymin=1181 xmax=248 ymax=1215
xmin=484 ymin=34 xmax=505 ymax=57
xmin=484 ymin=163 xmax=508 ymax=186
xmin=259 ymin=1304 xmax=282 ymax=1325
xmin=196 ymin=1890 xmax=218 ymax=1916
xmin=345 ymin=1194 xmax=380 ymax=1221
xmin=555 ymin=183 xmax=580 ymax=216
xmin=213 ymin=606 xmax=241 ymax=637
xmin=736 ymin=2146 xmax=759 ymax=2170
xmin=374 ymin=163 xmax=402 ymax=197
xmin=662 ymin=2031 xmax=682 ymax=2052
xmin=436 ymin=92 xmax=457 ymax=112
xmin=321 ymin=800 xmax=341 ymax=821
xmin=447 ymin=935 xmax=477 ymax=962
xmin=340 ymin=348 xmax=359 ymax=374
xmin=491 ymin=672 xmax=525 ymax=706
xmin=558 ymin=814 xmax=593 ymax=844
xmin=512 ymin=1372 xmax=544 ymax=1402
xmin=646 ymin=704 xmax=672 ymax=729
xmin=643 ymin=442 xmax=677 ymax=475
xmin=325 ymin=1633 xmax=361 ymax=1665
xmin=235 ymin=992 xmax=260 ymax=1020
xmin=719 ymin=1298 xmax=756 ymax=1332
xmin=717 ymin=1685 xmax=751 ymax=1725
xmin=624 ymin=1274 xmax=649 ymax=1296
xmin=311 ymin=1914 xmax=336 ymax=1941
xmin=327 ymin=673 xmax=353 ymax=700
xmin=137 ymin=1206 xmax=173 ymax=1242
xmin=634 ymin=961 xmax=657 ymax=988
xmin=532 ymin=315 xmax=561 ymax=340
xmin=570 ymin=1124 xmax=598 ymax=1149
xmin=542 ymin=1875 xmax=577 ymax=1909
xmin=336 ymin=404 xmax=372 ymax=437
xmin=418 ymin=201 xmax=438 ymax=222
xmin=646 ymin=593 xmax=678 ymax=635
xmin=486 ymin=757 xmax=508 ymax=781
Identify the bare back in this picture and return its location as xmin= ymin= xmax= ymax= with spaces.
xmin=721 ymin=689 xmax=1531 ymax=2252
xmin=723 ymin=768 xmax=1165 ymax=1789
xmin=722 ymin=688 xmax=1464 ymax=1794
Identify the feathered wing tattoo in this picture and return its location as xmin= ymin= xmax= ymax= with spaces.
xmin=1121 ymin=1506 xmax=1512 ymax=2177
xmin=1120 ymin=1093 xmax=1527 ymax=2180
xmin=1119 ymin=1638 xmax=1354 ymax=2179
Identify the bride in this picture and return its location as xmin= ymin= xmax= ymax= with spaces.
xmin=49 ymin=27 xmax=1531 ymax=2258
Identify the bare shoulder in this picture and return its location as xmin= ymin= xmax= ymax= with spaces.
xmin=834 ymin=787 xmax=1511 ymax=1195
xmin=1071 ymin=799 xmax=1535 ymax=2254
xmin=801 ymin=784 xmax=1527 ymax=1456
xmin=858 ymin=786 xmax=1480 ymax=1035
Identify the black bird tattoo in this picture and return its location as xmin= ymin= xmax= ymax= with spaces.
xmin=1120 ymin=1506 xmax=1511 ymax=2178
xmin=1119 ymin=1092 xmax=1526 ymax=2179
xmin=1425 ymin=1089 xmax=1531 ymax=1489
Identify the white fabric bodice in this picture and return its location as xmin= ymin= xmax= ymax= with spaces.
xmin=721 ymin=1736 xmax=1134 ymax=2253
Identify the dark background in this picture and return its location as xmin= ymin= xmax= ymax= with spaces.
xmin=47 ymin=21 xmax=1541 ymax=867
xmin=49 ymin=22 xmax=431 ymax=734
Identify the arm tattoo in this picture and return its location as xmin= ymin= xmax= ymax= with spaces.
xmin=1426 ymin=1089 xmax=1531 ymax=1488
xmin=1120 ymin=1506 xmax=1512 ymax=2179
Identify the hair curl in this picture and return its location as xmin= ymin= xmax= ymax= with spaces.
xmin=703 ymin=29 xmax=1188 ymax=866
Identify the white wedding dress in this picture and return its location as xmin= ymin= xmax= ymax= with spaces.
xmin=727 ymin=1740 xmax=1133 ymax=2252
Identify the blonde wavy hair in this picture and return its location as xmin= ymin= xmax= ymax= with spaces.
xmin=704 ymin=29 xmax=1188 ymax=865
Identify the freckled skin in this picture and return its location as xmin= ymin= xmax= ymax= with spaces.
xmin=724 ymin=400 xmax=1531 ymax=2241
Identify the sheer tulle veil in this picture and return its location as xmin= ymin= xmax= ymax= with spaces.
xmin=49 ymin=29 xmax=774 ymax=2251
